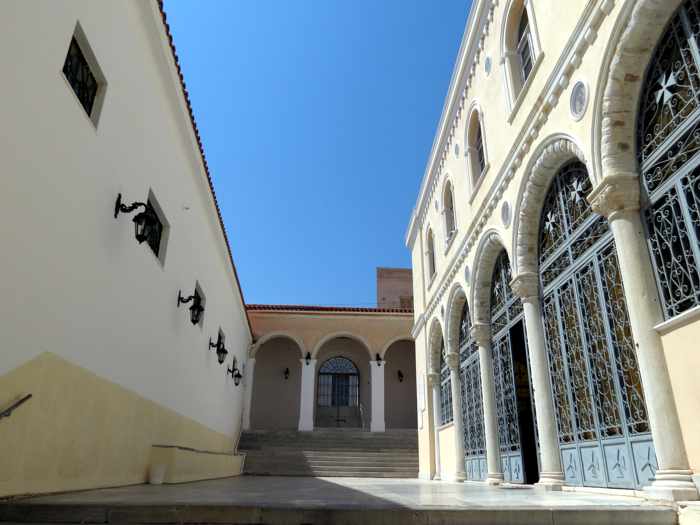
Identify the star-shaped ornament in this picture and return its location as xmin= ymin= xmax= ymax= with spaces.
xmin=570 ymin=180 xmax=585 ymax=205
xmin=544 ymin=211 xmax=557 ymax=234
xmin=655 ymin=71 xmax=677 ymax=106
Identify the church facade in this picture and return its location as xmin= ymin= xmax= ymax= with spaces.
xmin=407 ymin=0 xmax=700 ymax=501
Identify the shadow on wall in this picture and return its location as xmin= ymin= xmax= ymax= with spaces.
xmin=250 ymin=338 xmax=302 ymax=430
xmin=384 ymin=340 xmax=417 ymax=429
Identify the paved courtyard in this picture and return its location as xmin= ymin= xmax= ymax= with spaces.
xmin=1 ymin=476 xmax=677 ymax=525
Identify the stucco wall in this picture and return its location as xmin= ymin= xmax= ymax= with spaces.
xmin=438 ymin=424 xmax=457 ymax=480
xmin=250 ymin=339 xmax=302 ymax=430
xmin=384 ymin=340 xmax=418 ymax=429
xmin=0 ymin=1 xmax=250 ymax=496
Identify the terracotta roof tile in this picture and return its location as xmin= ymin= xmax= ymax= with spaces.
xmin=247 ymin=304 xmax=414 ymax=314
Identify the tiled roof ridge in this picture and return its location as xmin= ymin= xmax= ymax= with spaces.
xmin=156 ymin=1 xmax=252 ymax=336
xmin=247 ymin=304 xmax=414 ymax=314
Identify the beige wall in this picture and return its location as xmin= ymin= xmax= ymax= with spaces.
xmin=384 ymin=340 xmax=417 ymax=429
xmin=0 ymin=1 xmax=250 ymax=497
xmin=377 ymin=268 xmax=413 ymax=309
xmin=250 ymin=339 xmax=302 ymax=430
xmin=438 ymin=424 xmax=456 ymax=480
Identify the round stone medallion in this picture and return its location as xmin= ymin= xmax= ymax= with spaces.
xmin=484 ymin=56 xmax=492 ymax=76
xmin=570 ymin=81 xmax=588 ymax=121
xmin=501 ymin=201 xmax=512 ymax=228
xmin=454 ymin=142 xmax=460 ymax=158
xmin=464 ymin=265 xmax=471 ymax=284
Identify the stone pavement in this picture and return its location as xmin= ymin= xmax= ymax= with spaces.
xmin=0 ymin=476 xmax=678 ymax=525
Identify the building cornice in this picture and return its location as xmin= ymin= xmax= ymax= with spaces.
xmin=414 ymin=0 xmax=615 ymax=323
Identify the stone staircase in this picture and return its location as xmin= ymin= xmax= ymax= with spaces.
xmin=239 ymin=429 xmax=419 ymax=478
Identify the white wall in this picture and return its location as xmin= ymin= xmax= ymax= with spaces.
xmin=0 ymin=1 xmax=251 ymax=437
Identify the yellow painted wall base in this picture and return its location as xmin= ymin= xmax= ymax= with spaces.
xmin=0 ymin=353 xmax=238 ymax=498
xmin=438 ymin=424 xmax=456 ymax=480
xmin=149 ymin=446 xmax=243 ymax=484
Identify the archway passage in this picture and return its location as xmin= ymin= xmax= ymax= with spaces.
xmin=384 ymin=340 xmax=417 ymax=429
xmin=250 ymin=337 xmax=302 ymax=430
xmin=490 ymin=249 xmax=539 ymax=484
xmin=317 ymin=357 xmax=360 ymax=428
xmin=538 ymin=161 xmax=653 ymax=489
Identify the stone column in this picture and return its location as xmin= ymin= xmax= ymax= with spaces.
xmin=427 ymin=371 xmax=442 ymax=480
xmin=298 ymin=358 xmax=317 ymax=432
xmin=472 ymin=322 xmax=503 ymax=485
xmin=241 ymin=357 xmax=256 ymax=430
xmin=370 ymin=359 xmax=386 ymax=432
xmin=589 ymin=175 xmax=698 ymax=501
xmin=446 ymin=352 xmax=467 ymax=481
xmin=511 ymin=273 xmax=565 ymax=490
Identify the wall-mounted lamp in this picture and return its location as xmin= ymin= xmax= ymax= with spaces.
xmin=283 ymin=367 xmax=290 ymax=380
xmin=376 ymin=353 xmax=383 ymax=367
xmin=177 ymin=289 xmax=204 ymax=325
xmin=114 ymin=193 xmax=157 ymax=244
xmin=227 ymin=357 xmax=242 ymax=386
xmin=398 ymin=370 xmax=404 ymax=382
xmin=305 ymin=352 xmax=312 ymax=366
xmin=209 ymin=333 xmax=228 ymax=365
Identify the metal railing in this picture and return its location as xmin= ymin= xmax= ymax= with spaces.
xmin=359 ymin=402 xmax=367 ymax=430
xmin=0 ymin=393 xmax=32 ymax=420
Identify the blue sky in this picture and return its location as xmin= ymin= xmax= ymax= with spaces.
xmin=164 ymin=1 xmax=471 ymax=306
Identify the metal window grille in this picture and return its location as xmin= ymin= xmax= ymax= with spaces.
xmin=474 ymin=123 xmax=486 ymax=176
xmin=539 ymin=161 xmax=655 ymax=489
xmin=145 ymin=200 xmax=164 ymax=258
xmin=638 ymin=0 xmax=700 ymax=319
xmin=517 ymin=10 xmax=534 ymax=86
xmin=439 ymin=341 xmax=453 ymax=425
xmin=62 ymin=37 xmax=98 ymax=116
xmin=445 ymin=187 xmax=456 ymax=237
xmin=318 ymin=357 xmax=359 ymax=408
xmin=428 ymin=231 xmax=436 ymax=278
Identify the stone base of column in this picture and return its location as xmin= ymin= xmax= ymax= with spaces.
xmin=534 ymin=471 xmax=565 ymax=491
xmin=486 ymin=473 xmax=503 ymax=486
xmin=644 ymin=470 xmax=699 ymax=501
xmin=455 ymin=469 xmax=466 ymax=483
xmin=370 ymin=419 xmax=385 ymax=432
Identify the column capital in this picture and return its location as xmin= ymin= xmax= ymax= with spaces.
xmin=510 ymin=272 xmax=540 ymax=302
xmin=445 ymin=352 xmax=460 ymax=370
xmin=587 ymin=173 xmax=640 ymax=219
xmin=426 ymin=372 xmax=440 ymax=387
xmin=471 ymin=322 xmax=491 ymax=346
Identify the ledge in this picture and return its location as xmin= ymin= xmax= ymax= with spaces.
xmin=654 ymin=305 xmax=700 ymax=336
xmin=507 ymin=52 xmax=545 ymax=124
xmin=444 ymin=231 xmax=458 ymax=255
xmin=149 ymin=445 xmax=244 ymax=484
xmin=468 ymin=163 xmax=490 ymax=205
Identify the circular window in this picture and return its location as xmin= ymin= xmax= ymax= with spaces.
xmin=570 ymin=81 xmax=588 ymax=121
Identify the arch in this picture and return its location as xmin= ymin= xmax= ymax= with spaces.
xmin=445 ymin=282 xmax=468 ymax=355
xmin=513 ymin=136 xmax=588 ymax=275
xmin=426 ymin=227 xmax=437 ymax=279
xmin=311 ymin=331 xmax=373 ymax=359
xmin=500 ymin=0 xmax=542 ymax=111
xmin=442 ymin=178 xmax=457 ymax=240
xmin=250 ymin=331 xmax=306 ymax=359
xmin=471 ymin=230 xmax=509 ymax=325
xmin=383 ymin=339 xmax=417 ymax=429
xmin=466 ymin=102 xmax=489 ymax=190
xmin=427 ymin=316 xmax=444 ymax=374
xmin=379 ymin=335 xmax=413 ymax=359
xmin=596 ymin=0 xmax=683 ymax=179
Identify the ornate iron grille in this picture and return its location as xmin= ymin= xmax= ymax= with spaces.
xmin=638 ymin=0 xmax=700 ymax=318
xmin=517 ymin=9 xmax=534 ymax=85
xmin=318 ymin=357 xmax=359 ymax=407
xmin=439 ymin=341 xmax=453 ymax=425
xmin=475 ymin=124 xmax=486 ymax=176
xmin=489 ymin=250 xmax=536 ymax=483
xmin=63 ymin=37 xmax=99 ymax=116
xmin=145 ymin=200 xmax=164 ymax=258
xmin=457 ymin=301 xmax=486 ymax=480
xmin=539 ymin=163 xmax=655 ymax=489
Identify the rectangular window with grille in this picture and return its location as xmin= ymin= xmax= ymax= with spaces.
xmin=62 ymin=24 xmax=106 ymax=125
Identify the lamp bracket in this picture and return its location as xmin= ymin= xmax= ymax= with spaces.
xmin=178 ymin=290 xmax=196 ymax=307
xmin=114 ymin=193 xmax=146 ymax=219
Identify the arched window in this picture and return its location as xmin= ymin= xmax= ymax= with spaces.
xmin=467 ymin=109 xmax=488 ymax=189
xmin=502 ymin=1 xmax=542 ymax=113
xmin=457 ymin=301 xmax=486 ymax=481
xmin=444 ymin=182 xmax=457 ymax=241
xmin=538 ymin=160 xmax=654 ymax=489
xmin=638 ymin=0 xmax=700 ymax=319
xmin=439 ymin=340 xmax=453 ymax=425
xmin=426 ymin=229 xmax=436 ymax=280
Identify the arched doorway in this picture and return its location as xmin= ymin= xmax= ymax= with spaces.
xmin=383 ymin=340 xmax=417 ymax=429
xmin=250 ymin=337 xmax=302 ymax=430
xmin=539 ymin=160 xmax=654 ymax=489
xmin=490 ymin=249 xmax=539 ymax=484
xmin=316 ymin=357 xmax=360 ymax=428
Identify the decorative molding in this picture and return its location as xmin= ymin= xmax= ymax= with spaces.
xmin=445 ymin=352 xmax=461 ymax=370
xmin=588 ymin=173 xmax=640 ymax=218
xmin=411 ymin=313 xmax=426 ymax=339
xmin=471 ymin=322 xmax=491 ymax=347
xmin=411 ymin=0 xmax=614 ymax=328
xmin=427 ymin=371 xmax=440 ymax=387
xmin=510 ymin=272 xmax=539 ymax=301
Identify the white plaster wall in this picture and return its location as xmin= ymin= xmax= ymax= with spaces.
xmin=0 ymin=1 xmax=251 ymax=437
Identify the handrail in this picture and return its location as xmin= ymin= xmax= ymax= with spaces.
xmin=359 ymin=402 xmax=366 ymax=431
xmin=0 ymin=394 xmax=32 ymax=420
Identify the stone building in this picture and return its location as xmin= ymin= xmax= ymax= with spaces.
xmin=407 ymin=0 xmax=700 ymax=502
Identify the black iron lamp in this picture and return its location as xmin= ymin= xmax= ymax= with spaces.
xmin=114 ymin=193 xmax=156 ymax=244
xmin=283 ymin=367 xmax=290 ymax=380
xmin=376 ymin=353 xmax=383 ymax=367
xmin=209 ymin=334 xmax=228 ymax=365
xmin=305 ymin=352 xmax=312 ymax=366
xmin=227 ymin=357 xmax=243 ymax=386
xmin=177 ymin=289 xmax=204 ymax=325
xmin=398 ymin=370 xmax=404 ymax=383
